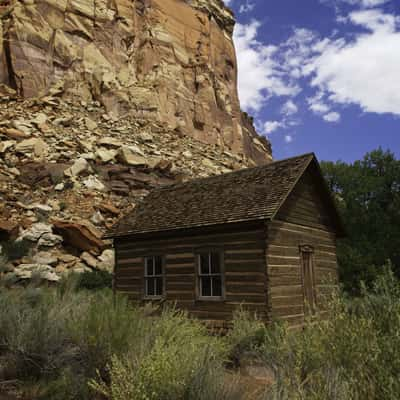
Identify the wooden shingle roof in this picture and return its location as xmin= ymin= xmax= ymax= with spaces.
xmin=106 ymin=153 xmax=326 ymax=238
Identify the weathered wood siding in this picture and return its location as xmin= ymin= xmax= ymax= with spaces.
xmin=114 ymin=223 xmax=268 ymax=323
xmin=267 ymin=171 xmax=339 ymax=325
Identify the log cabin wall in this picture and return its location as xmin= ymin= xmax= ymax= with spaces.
xmin=114 ymin=222 xmax=268 ymax=324
xmin=267 ymin=170 xmax=339 ymax=325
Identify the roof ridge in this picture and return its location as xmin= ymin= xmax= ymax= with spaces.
xmin=155 ymin=152 xmax=315 ymax=193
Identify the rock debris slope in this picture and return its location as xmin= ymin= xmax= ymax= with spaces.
xmin=0 ymin=0 xmax=272 ymax=163
xmin=0 ymin=0 xmax=273 ymax=283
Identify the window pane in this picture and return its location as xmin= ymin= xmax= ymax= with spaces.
xmin=210 ymin=253 xmax=220 ymax=274
xmin=200 ymin=277 xmax=212 ymax=297
xmin=199 ymin=253 xmax=209 ymax=274
xmin=155 ymin=277 xmax=163 ymax=296
xmin=146 ymin=257 xmax=154 ymax=276
xmin=154 ymin=256 xmax=163 ymax=275
xmin=212 ymin=277 xmax=222 ymax=297
xmin=146 ymin=278 xmax=155 ymax=296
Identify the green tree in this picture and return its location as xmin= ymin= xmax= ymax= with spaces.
xmin=321 ymin=148 xmax=400 ymax=293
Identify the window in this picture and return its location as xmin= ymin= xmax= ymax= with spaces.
xmin=144 ymin=256 xmax=164 ymax=298
xmin=300 ymin=245 xmax=316 ymax=313
xmin=197 ymin=251 xmax=224 ymax=299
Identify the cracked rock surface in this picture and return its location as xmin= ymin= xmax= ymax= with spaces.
xmin=0 ymin=0 xmax=272 ymax=164
xmin=0 ymin=0 xmax=273 ymax=284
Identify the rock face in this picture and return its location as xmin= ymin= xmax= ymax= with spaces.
xmin=0 ymin=0 xmax=272 ymax=164
xmin=0 ymin=0 xmax=275 ymax=285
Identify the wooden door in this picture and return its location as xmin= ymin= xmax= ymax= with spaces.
xmin=300 ymin=245 xmax=316 ymax=314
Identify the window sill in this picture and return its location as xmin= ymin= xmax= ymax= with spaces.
xmin=143 ymin=296 xmax=165 ymax=301
xmin=196 ymin=297 xmax=225 ymax=302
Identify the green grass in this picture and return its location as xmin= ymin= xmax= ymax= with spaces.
xmin=1 ymin=266 xmax=400 ymax=399
xmin=228 ymin=265 xmax=400 ymax=400
xmin=0 ymin=281 xmax=242 ymax=400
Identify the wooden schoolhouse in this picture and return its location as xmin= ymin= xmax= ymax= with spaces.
xmin=106 ymin=153 xmax=344 ymax=326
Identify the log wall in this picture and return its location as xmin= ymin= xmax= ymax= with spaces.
xmin=114 ymin=223 xmax=268 ymax=324
xmin=267 ymin=172 xmax=339 ymax=325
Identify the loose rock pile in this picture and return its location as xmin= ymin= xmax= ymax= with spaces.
xmin=0 ymin=94 xmax=254 ymax=284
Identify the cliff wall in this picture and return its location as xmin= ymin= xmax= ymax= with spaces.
xmin=0 ymin=0 xmax=272 ymax=164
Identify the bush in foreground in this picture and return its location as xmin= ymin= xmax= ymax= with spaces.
xmin=229 ymin=266 xmax=400 ymax=400
xmin=1 ymin=267 xmax=400 ymax=399
xmin=0 ymin=283 xmax=243 ymax=400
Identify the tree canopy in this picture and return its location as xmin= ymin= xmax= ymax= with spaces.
xmin=321 ymin=148 xmax=400 ymax=293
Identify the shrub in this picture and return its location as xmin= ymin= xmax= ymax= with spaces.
xmin=77 ymin=270 xmax=113 ymax=291
xmin=89 ymin=308 xmax=238 ymax=400
xmin=0 ymin=286 xmax=245 ymax=400
xmin=0 ymin=239 xmax=31 ymax=261
xmin=225 ymin=308 xmax=267 ymax=367
xmin=2 ymin=266 xmax=400 ymax=400
xmin=252 ymin=265 xmax=400 ymax=400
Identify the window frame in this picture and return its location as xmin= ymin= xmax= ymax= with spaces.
xmin=299 ymin=245 xmax=317 ymax=314
xmin=195 ymin=249 xmax=225 ymax=301
xmin=143 ymin=255 xmax=165 ymax=300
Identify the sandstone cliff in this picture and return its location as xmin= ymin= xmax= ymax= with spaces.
xmin=0 ymin=0 xmax=272 ymax=164
xmin=0 ymin=0 xmax=273 ymax=283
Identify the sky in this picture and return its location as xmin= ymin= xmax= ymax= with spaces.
xmin=223 ymin=0 xmax=400 ymax=163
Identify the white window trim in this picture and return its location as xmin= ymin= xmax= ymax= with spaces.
xmin=196 ymin=251 xmax=225 ymax=301
xmin=144 ymin=255 xmax=165 ymax=299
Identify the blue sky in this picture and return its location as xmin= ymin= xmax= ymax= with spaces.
xmin=224 ymin=0 xmax=400 ymax=162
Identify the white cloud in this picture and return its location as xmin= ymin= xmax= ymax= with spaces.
xmin=231 ymin=2 xmax=399 ymax=135
xmin=263 ymin=121 xmax=284 ymax=134
xmin=309 ymin=101 xmax=330 ymax=114
xmin=307 ymin=92 xmax=332 ymax=114
xmin=323 ymin=111 xmax=341 ymax=122
xmin=281 ymin=100 xmax=298 ymax=116
xmin=233 ymin=21 xmax=300 ymax=112
xmin=337 ymin=0 xmax=390 ymax=8
xmin=306 ymin=9 xmax=400 ymax=115
xmin=284 ymin=134 xmax=294 ymax=143
xmin=239 ymin=1 xmax=255 ymax=13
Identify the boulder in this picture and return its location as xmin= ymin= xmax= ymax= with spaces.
xmin=0 ymin=127 xmax=29 ymax=139
xmin=19 ymin=222 xmax=53 ymax=242
xmin=182 ymin=150 xmax=193 ymax=158
xmin=91 ymin=211 xmax=105 ymax=225
xmin=32 ymin=204 xmax=53 ymax=214
xmin=96 ymin=148 xmax=117 ymax=163
xmin=98 ymin=201 xmax=120 ymax=216
xmin=0 ymin=219 xmax=19 ymax=241
xmin=83 ymin=176 xmax=106 ymax=191
xmin=202 ymin=158 xmax=217 ymax=169
xmin=97 ymin=249 xmax=115 ymax=272
xmin=0 ymin=140 xmax=15 ymax=153
xmin=37 ymin=233 xmax=63 ymax=247
xmin=15 ymin=138 xmax=48 ymax=157
xmin=64 ymin=158 xmax=89 ymax=177
xmin=85 ymin=117 xmax=98 ymax=131
xmin=52 ymin=219 xmax=105 ymax=252
xmin=14 ymin=264 xmax=61 ymax=282
xmin=80 ymin=251 xmax=98 ymax=269
xmin=117 ymin=147 xmax=148 ymax=166
xmin=58 ymin=254 xmax=78 ymax=264
xmin=139 ymin=132 xmax=153 ymax=142
xmin=97 ymin=137 xmax=124 ymax=148
xmin=32 ymin=252 xmax=58 ymax=266
xmin=31 ymin=113 xmax=48 ymax=126
xmin=155 ymin=159 xmax=176 ymax=173
xmin=72 ymin=263 xmax=92 ymax=274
